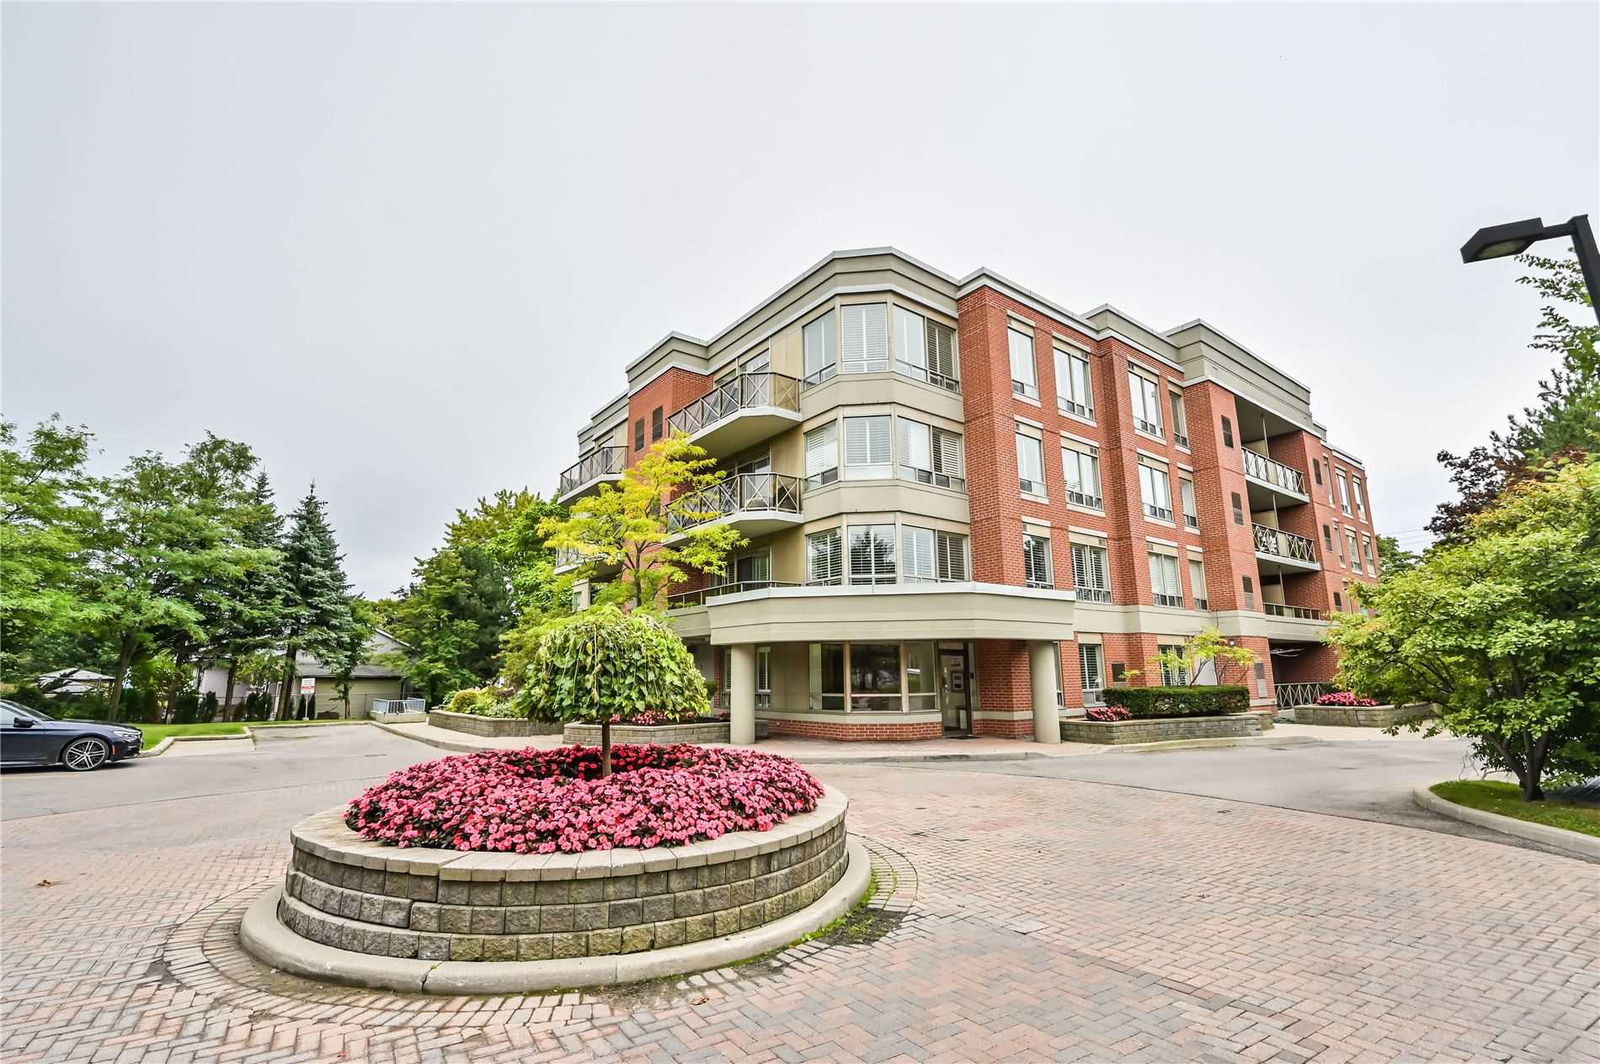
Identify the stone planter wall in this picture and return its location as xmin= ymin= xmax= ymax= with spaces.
xmin=427 ymin=710 xmax=564 ymax=738
xmin=563 ymin=721 xmax=737 ymax=745
xmin=1060 ymin=713 xmax=1263 ymax=745
xmin=276 ymin=788 xmax=849 ymax=963
xmin=1292 ymin=703 xmax=1436 ymax=728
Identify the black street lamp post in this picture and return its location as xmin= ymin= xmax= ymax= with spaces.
xmin=1460 ymin=214 xmax=1600 ymax=326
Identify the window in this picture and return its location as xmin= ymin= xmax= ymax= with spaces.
xmin=850 ymin=643 xmax=902 ymax=712
xmin=1364 ymin=536 xmax=1377 ymax=574
xmin=898 ymin=418 xmax=965 ymax=490
xmin=1333 ymin=591 xmax=1344 ymax=611
xmin=807 ymin=529 xmax=843 ymax=585
xmin=1071 ymin=543 xmax=1112 ymax=603
xmin=1347 ymin=530 xmax=1362 ymax=573
xmin=1054 ymin=347 xmax=1094 ymax=419
xmin=1009 ymin=328 xmax=1038 ymax=399
xmin=906 ymin=641 xmax=938 ymax=712
xmin=1336 ymin=469 xmax=1352 ymax=514
xmin=1053 ymin=643 xmax=1065 ymax=706
xmin=902 ymin=527 xmax=968 ymax=583
xmin=1322 ymin=524 xmax=1333 ymax=551
xmin=1189 ymin=558 xmax=1208 ymax=610
xmin=1325 ymin=460 xmax=1336 ymax=503
xmin=1062 ymin=445 xmax=1103 ymax=509
xmin=1017 ymin=433 xmax=1046 ymax=496
xmin=1159 ymin=644 xmax=1189 ymax=686
xmin=803 ymin=310 xmax=838 ymax=385
xmin=1254 ymin=661 xmax=1269 ymax=699
xmin=1221 ymin=416 xmax=1235 ymax=448
xmin=804 ymin=422 xmax=839 ymax=486
xmin=1313 ymin=461 xmax=1323 ymax=486
xmin=893 ymin=307 xmax=959 ymax=389
xmin=742 ymin=349 xmax=770 ymax=375
xmin=1129 ymin=371 xmax=1164 ymax=436
xmin=809 ymin=643 xmax=845 ymax=710
xmin=1023 ymin=533 xmax=1053 ymax=589
xmin=1139 ymin=461 xmax=1173 ymax=521
xmin=1352 ymin=478 xmax=1366 ymax=519
xmin=1079 ymin=644 xmax=1105 ymax=705
xmin=633 ymin=418 xmax=645 ymax=450
xmin=1242 ymin=575 xmax=1256 ymax=610
xmin=733 ymin=550 xmax=770 ymax=586
xmin=1170 ymin=393 xmax=1189 ymax=448
xmin=755 ymin=646 xmax=772 ymax=710
xmin=841 ymin=303 xmax=889 ymax=374
xmin=844 ymin=416 xmax=892 ymax=480
xmin=937 ymin=530 xmax=968 ymax=581
xmin=1179 ymin=477 xmax=1198 ymax=529
xmin=848 ymin=524 xmax=896 ymax=584
xmin=1110 ymin=662 xmax=1129 ymax=685
xmin=651 ymin=406 xmax=663 ymax=441
xmin=1149 ymin=552 xmax=1182 ymax=607
xmin=1231 ymin=492 xmax=1245 ymax=526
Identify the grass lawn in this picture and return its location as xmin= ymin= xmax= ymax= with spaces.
xmin=134 ymin=718 xmax=367 ymax=747
xmin=1431 ymin=780 xmax=1600 ymax=839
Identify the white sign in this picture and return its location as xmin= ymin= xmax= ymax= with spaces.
xmin=299 ymin=677 xmax=317 ymax=695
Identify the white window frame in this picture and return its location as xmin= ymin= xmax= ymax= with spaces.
xmin=1336 ymin=469 xmax=1352 ymax=515
xmin=1129 ymin=371 xmax=1164 ymax=437
xmin=1009 ymin=328 xmax=1038 ymax=400
xmin=1023 ymin=532 xmax=1053 ymax=589
xmin=1054 ymin=347 xmax=1094 ymax=419
xmin=847 ymin=523 xmax=897 ymax=585
xmin=898 ymin=417 xmax=965 ymax=491
xmin=1071 ymin=542 xmax=1112 ymax=603
xmin=1188 ymin=557 xmax=1208 ymax=610
xmin=1063 ymin=445 xmax=1103 ymax=510
xmin=1169 ymin=391 xmax=1189 ymax=448
xmin=1139 ymin=462 xmax=1173 ymax=521
xmin=1017 ymin=432 xmax=1046 ymax=497
xmin=805 ymin=421 xmax=839 ymax=486
xmin=1079 ymin=644 xmax=1105 ymax=705
xmin=803 ymin=310 xmax=838 ymax=386
xmin=843 ymin=415 xmax=892 ymax=480
xmin=755 ymin=646 xmax=772 ymax=709
xmin=1149 ymin=551 xmax=1183 ymax=607
xmin=807 ymin=528 xmax=843 ymax=585
xmin=1179 ymin=477 xmax=1199 ymax=529
xmin=840 ymin=303 xmax=889 ymax=375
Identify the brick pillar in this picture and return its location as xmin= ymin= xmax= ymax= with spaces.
xmin=972 ymin=640 xmax=1034 ymax=738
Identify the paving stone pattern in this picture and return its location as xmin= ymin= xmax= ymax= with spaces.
xmin=2 ymin=765 xmax=1598 ymax=1062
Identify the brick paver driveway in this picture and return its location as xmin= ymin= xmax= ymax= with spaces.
xmin=2 ymin=727 xmax=1596 ymax=1063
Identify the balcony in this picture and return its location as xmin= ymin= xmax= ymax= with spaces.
xmin=557 ymin=445 xmax=625 ymax=503
xmin=667 ymin=472 xmax=803 ymax=538
xmin=666 ymin=373 xmax=802 ymax=457
xmin=668 ymin=579 xmax=800 ymax=609
xmin=1242 ymin=448 xmax=1309 ymax=503
xmin=1252 ymin=523 xmax=1320 ymax=574
xmin=1263 ymin=602 xmax=1324 ymax=621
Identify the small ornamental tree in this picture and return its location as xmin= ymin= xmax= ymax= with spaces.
xmin=539 ymin=435 xmax=746 ymax=610
xmin=525 ymin=606 xmax=710 ymax=776
xmin=1155 ymin=627 xmax=1258 ymax=686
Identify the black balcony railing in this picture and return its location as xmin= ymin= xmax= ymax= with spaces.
xmin=1252 ymin=523 xmax=1319 ymax=565
xmin=666 ymin=373 xmax=801 ymax=438
xmin=558 ymin=446 xmax=625 ymax=497
xmin=1242 ymin=449 xmax=1307 ymax=496
xmin=1276 ymin=681 xmax=1333 ymax=709
xmin=1263 ymin=602 xmax=1325 ymax=620
xmin=667 ymin=473 xmax=802 ymax=533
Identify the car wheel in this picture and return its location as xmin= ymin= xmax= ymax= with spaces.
xmin=61 ymin=737 xmax=109 ymax=772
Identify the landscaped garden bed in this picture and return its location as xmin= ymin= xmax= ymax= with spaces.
xmin=1061 ymin=685 xmax=1261 ymax=744
xmin=427 ymin=709 xmax=563 ymax=738
xmin=1292 ymin=692 xmax=1436 ymax=728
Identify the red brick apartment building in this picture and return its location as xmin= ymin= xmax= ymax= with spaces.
xmin=554 ymin=249 xmax=1380 ymax=742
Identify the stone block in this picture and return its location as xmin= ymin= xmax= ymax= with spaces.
xmin=552 ymin=933 xmax=587 ymax=959
xmin=410 ymin=903 xmax=441 ymax=933
xmin=439 ymin=906 xmax=472 ymax=934
xmin=683 ymin=914 xmax=715 ymax=944
xmin=539 ymin=905 xmax=574 ymax=933
xmin=667 ymin=868 xmax=700 ymax=893
xmin=438 ymin=880 xmax=470 ymax=906
xmin=587 ymin=928 xmax=622 ymax=956
xmin=450 ymin=936 xmax=485 ymax=961
xmin=713 ymin=909 xmax=740 ymax=937
xmin=502 ymin=881 xmax=538 ymax=906
xmin=405 ymin=875 xmax=437 ymax=902
xmin=481 ymin=935 xmax=517 ymax=962
xmin=639 ymin=872 xmax=669 ymax=895
xmin=534 ymin=881 xmax=570 ymax=905
xmin=518 ymin=934 xmax=554 ymax=961
xmin=606 ymin=899 xmax=642 ymax=928
xmin=571 ymin=903 xmax=607 ymax=931
xmin=503 ymin=907 xmax=540 ymax=934
xmin=620 ymin=926 xmax=654 ymax=954
xmin=568 ymin=879 xmax=604 ymax=904
xmin=417 ymin=934 xmax=451 ymax=961
xmin=469 ymin=907 xmax=506 ymax=935
xmin=640 ymin=894 xmax=675 ymax=923
xmin=467 ymin=881 xmax=503 ymax=907
xmin=604 ymin=875 xmax=639 ymax=901
xmin=739 ymin=903 xmax=765 ymax=931
xmin=385 ymin=931 xmax=420 ymax=959
xmin=674 ymin=890 xmax=706 ymax=918
xmin=702 ymin=884 xmax=731 ymax=913
xmin=653 ymin=919 xmax=686 ymax=948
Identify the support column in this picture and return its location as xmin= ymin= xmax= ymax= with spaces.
xmin=1028 ymin=641 xmax=1061 ymax=744
xmin=728 ymin=643 xmax=756 ymax=746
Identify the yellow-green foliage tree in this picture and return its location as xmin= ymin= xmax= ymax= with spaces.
xmin=540 ymin=435 xmax=746 ymax=610
xmin=1155 ymin=626 xmax=1258 ymax=686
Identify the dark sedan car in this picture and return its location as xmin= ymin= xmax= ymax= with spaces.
xmin=0 ymin=700 xmax=143 ymax=771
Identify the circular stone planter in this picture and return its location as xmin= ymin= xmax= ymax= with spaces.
xmin=427 ymin=709 xmax=564 ymax=738
xmin=242 ymin=786 xmax=864 ymax=994
xmin=561 ymin=720 xmax=767 ymax=744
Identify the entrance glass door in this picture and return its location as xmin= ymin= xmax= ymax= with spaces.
xmin=939 ymin=649 xmax=971 ymax=733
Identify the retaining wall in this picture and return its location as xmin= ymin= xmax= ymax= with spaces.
xmin=1060 ymin=713 xmax=1263 ymax=745
xmin=427 ymin=710 xmax=564 ymax=738
xmin=1292 ymin=703 xmax=1436 ymax=728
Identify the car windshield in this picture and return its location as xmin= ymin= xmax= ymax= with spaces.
xmin=3 ymin=701 xmax=58 ymax=721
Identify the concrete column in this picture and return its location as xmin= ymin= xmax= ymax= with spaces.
xmin=728 ymin=643 xmax=756 ymax=745
xmin=1028 ymin=641 xmax=1061 ymax=744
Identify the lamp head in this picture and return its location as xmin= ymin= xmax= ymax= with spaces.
xmin=1460 ymin=218 xmax=1549 ymax=263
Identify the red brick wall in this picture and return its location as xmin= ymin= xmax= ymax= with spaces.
xmin=972 ymin=639 xmax=1036 ymax=737
xmin=626 ymin=367 xmax=714 ymax=465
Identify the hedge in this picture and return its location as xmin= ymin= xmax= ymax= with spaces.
xmin=1100 ymin=685 xmax=1251 ymax=718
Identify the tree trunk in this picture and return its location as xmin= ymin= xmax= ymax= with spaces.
xmin=223 ymin=660 xmax=238 ymax=722
xmin=166 ymin=654 xmax=187 ymax=724
xmin=1521 ymin=733 xmax=1551 ymax=802
xmin=107 ymin=634 xmax=137 ymax=722
xmin=600 ymin=719 xmax=612 ymax=778
xmin=276 ymin=645 xmax=298 ymax=720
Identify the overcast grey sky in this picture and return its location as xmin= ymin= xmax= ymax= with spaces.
xmin=5 ymin=3 xmax=1596 ymax=596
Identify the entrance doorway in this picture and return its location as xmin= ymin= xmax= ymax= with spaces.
xmin=939 ymin=647 xmax=971 ymax=734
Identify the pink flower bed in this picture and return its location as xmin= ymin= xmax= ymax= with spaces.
xmin=1085 ymin=705 xmax=1132 ymax=722
xmin=1314 ymin=691 xmax=1381 ymax=707
xmin=344 ymin=744 xmax=825 ymax=853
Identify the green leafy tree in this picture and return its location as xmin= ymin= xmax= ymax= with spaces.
xmin=1375 ymin=534 xmax=1421 ymax=576
xmin=0 ymin=417 xmax=102 ymax=682
xmin=524 ymin=605 xmax=710 ymax=776
xmin=207 ymin=472 xmax=290 ymax=714
xmin=1155 ymin=626 xmax=1258 ymax=686
xmin=1431 ymin=252 xmax=1598 ymax=543
xmin=276 ymin=487 xmax=355 ymax=719
xmin=540 ymin=435 xmax=746 ymax=610
xmin=326 ymin=597 xmax=378 ymax=717
xmin=1330 ymin=456 xmax=1600 ymax=800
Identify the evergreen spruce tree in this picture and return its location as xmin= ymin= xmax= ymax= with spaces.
xmin=276 ymin=487 xmax=354 ymax=719
xmin=210 ymin=472 xmax=290 ymax=717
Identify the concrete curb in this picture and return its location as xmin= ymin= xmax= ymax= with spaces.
xmin=1412 ymin=786 xmax=1600 ymax=860
xmin=242 ymin=837 xmax=873 ymax=994
xmin=368 ymin=720 xmax=491 ymax=754
xmin=1106 ymin=735 xmax=1318 ymax=755
xmin=139 ymin=720 xmax=372 ymax=757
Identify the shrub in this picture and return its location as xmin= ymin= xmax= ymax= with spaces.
xmin=445 ymin=686 xmax=520 ymax=717
xmin=526 ymin=606 xmax=710 ymax=775
xmin=344 ymin=744 xmax=824 ymax=853
xmin=1085 ymin=705 xmax=1132 ymax=722
xmin=1101 ymin=685 xmax=1250 ymax=718
xmin=1315 ymin=690 xmax=1381 ymax=707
